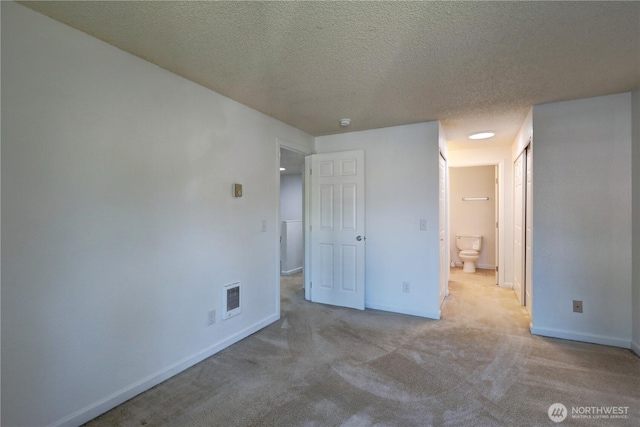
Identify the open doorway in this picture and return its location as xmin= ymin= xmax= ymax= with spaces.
xmin=449 ymin=165 xmax=498 ymax=284
xmin=280 ymin=148 xmax=304 ymax=276
xmin=279 ymin=147 xmax=306 ymax=299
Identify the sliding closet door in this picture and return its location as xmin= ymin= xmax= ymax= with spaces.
xmin=513 ymin=152 xmax=526 ymax=306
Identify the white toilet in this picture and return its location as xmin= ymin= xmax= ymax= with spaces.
xmin=456 ymin=234 xmax=483 ymax=273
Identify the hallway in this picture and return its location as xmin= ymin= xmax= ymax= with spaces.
xmin=449 ymin=267 xmax=498 ymax=286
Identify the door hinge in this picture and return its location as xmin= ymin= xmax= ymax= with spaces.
xmin=310 ymin=168 xmax=312 ymax=175
xmin=310 ymin=282 xmax=312 ymax=288
xmin=496 ymin=221 xmax=499 ymax=228
xmin=496 ymin=266 xmax=499 ymax=272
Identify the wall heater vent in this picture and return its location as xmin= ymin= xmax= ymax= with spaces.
xmin=222 ymin=282 xmax=241 ymax=320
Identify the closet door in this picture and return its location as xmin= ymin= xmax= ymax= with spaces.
xmin=513 ymin=152 xmax=526 ymax=306
xmin=525 ymin=146 xmax=533 ymax=315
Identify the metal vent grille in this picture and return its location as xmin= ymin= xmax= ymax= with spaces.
xmin=222 ymin=282 xmax=241 ymax=320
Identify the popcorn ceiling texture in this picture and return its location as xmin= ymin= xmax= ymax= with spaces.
xmin=21 ymin=1 xmax=640 ymax=146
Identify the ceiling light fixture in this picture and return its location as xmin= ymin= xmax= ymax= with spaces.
xmin=469 ymin=131 xmax=496 ymax=140
xmin=340 ymin=118 xmax=351 ymax=127
xmin=280 ymin=167 xmax=286 ymax=171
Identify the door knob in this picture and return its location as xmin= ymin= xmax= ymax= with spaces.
xmin=356 ymin=236 xmax=363 ymax=241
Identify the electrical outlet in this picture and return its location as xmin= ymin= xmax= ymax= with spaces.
xmin=261 ymin=220 xmax=267 ymax=232
xmin=208 ymin=309 xmax=216 ymax=325
xmin=403 ymin=282 xmax=410 ymax=293
xmin=573 ymin=300 xmax=583 ymax=313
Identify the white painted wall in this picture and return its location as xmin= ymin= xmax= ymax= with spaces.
xmin=513 ymin=108 xmax=534 ymax=160
xmin=448 ymin=145 xmax=513 ymax=288
xmin=531 ymin=93 xmax=632 ymax=348
xmin=632 ymin=89 xmax=640 ymax=356
xmin=315 ymin=123 xmax=441 ymax=318
xmin=279 ymin=174 xmax=303 ymax=275
xmin=280 ymin=174 xmax=303 ymax=221
xmin=1 ymin=3 xmax=314 ymax=426
xmin=449 ymin=166 xmax=496 ymax=269
xmin=281 ymin=221 xmax=303 ymax=275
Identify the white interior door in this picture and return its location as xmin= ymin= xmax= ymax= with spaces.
xmin=309 ymin=150 xmax=365 ymax=310
xmin=439 ymin=153 xmax=448 ymax=306
xmin=525 ymin=146 xmax=533 ymax=316
xmin=513 ymin=152 xmax=526 ymax=305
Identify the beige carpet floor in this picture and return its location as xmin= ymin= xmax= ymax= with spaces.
xmin=85 ymin=271 xmax=639 ymax=426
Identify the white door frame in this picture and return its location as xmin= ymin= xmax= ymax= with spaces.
xmin=448 ymin=160 xmax=506 ymax=287
xmin=304 ymin=155 xmax=312 ymax=301
xmin=439 ymin=151 xmax=450 ymax=308
xmin=525 ymin=144 xmax=533 ymax=316
xmin=514 ymin=151 xmax=526 ymax=305
xmin=276 ymin=138 xmax=311 ymax=313
xmin=495 ymin=166 xmax=500 ymax=284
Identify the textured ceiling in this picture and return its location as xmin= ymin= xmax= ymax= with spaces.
xmin=19 ymin=1 xmax=640 ymax=150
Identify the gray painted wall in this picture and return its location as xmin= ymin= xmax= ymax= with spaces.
xmin=315 ymin=123 xmax=441 ymax=318
xmin=531 ymin=93 xmax=632 ymax=348
xmin=280 ymin=174 xmax=303 ymax=221
xmin=1 ymin=3 xmax=313 ymax=426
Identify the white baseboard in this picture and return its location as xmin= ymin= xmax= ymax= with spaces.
xmin=500 ymin=281 xmax=513 ymax=289
xmin=477 ymin=263 xmax=496 ymax=270
xmin=366 ymin=302 xmax=440 ymax=320
xmin=451 ymin=262 xmax=496 ymax=271
xmin=530 ymin=326 xmax=631 ymax=349
xmin=52 ymin=313 xmax=280 ymax=427
xmin=631 ymin=340 xmax=640 ymax=357
xmin=281 ymin=266 xmax=302 ymax=276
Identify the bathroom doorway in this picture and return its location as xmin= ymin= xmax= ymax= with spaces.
xmin=449 ymin=165 xmax=498 ymax=284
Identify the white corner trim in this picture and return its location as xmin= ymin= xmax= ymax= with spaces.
xmin=281 ymin=267 xmax=303 ymax=276
xmin=500 ymin=281 xmax=514 ymax=289
xmin=50 ymin=313 xmax=280 ymax=427
xmin=476 ymin=263 xmax=497 ymax=270
xmin=530 ymin=326 xmax=631 ymax=349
